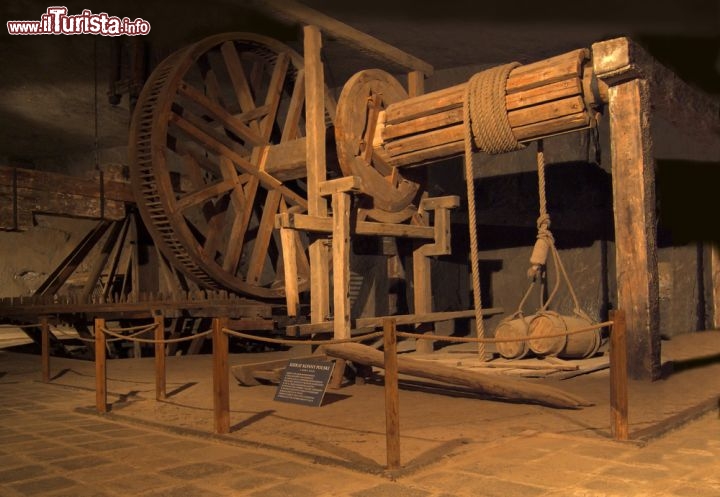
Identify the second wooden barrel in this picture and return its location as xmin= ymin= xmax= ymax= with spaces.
xmin=528 ymin=312 xmax=600 ymax=359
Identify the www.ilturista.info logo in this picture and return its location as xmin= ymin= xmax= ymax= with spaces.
xmin=7 ymin=7 xmax=151 ymax=36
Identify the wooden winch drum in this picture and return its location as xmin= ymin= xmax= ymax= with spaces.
xmin=528 ymin=312 xmax=600 ymax=359
xmin=494 ymin=316 xmax=533 ymax=359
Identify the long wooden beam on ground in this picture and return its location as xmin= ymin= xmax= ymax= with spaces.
xmin=256 ymin=0 xmax=434 ymax=76
xmin=323 ymin=342 xmax=591 ymax=409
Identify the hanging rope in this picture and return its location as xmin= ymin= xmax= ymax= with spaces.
xmin=528 ymin=141 xmax=591 ymax=321
xmin=463 ymin=63 xmax=523 ymax=360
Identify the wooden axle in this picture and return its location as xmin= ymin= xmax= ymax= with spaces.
xmin=374 ymin=49 xmax=605 ymax=168
xmin=334 ymin=49 xmax=607 ymax=214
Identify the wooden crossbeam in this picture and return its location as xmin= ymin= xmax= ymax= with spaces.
xmin=256 ymin=0 xmax=434 ymax=76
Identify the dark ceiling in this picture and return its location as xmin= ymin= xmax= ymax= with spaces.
xmin=1 ymin=0 xmax=718 ymax=165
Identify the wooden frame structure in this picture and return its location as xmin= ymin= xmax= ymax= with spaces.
xmin=593 ymin=38 xmax=720 ymax=380
xmin=259 ymin=2 xmax=720 ymax=381
xmin=3 ymin=3 xmax=719 ymax=392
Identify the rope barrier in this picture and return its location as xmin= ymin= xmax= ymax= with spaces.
xmin=0 ymin=323 xmax=42 ymax=329
xmin=397 ymin=320 xmax=613 ymax=344
xmin=99 ymin=326 xmax=213 ymax=344
xmin=74 ymin=325 xmax=159 ymax=343
xmin=222 ymin=328 xmax=384 ymax=345
xmin=103 ymin=323 xmax=158 ymax=333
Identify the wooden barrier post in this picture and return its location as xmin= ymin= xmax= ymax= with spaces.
xmin=610 ymin=310 xmax=629 ymax=441
xmin=154 ymin=313 xmax=166 ymax=400
xmin=40 ymin=317 xmax=50 ymax=383
xmin=94 ymin=317 xmax=107 ymax=413
xmin=212 ymin=317 xmax=230 ymax=434
xmin=383 ymin=318 xmax=401 ymax=470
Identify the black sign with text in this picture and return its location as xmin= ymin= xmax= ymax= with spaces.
xmin=274 ymin=359 xmax=335 ymax=407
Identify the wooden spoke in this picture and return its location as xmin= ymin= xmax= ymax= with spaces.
xmin=170 ymin=111 xmax=249 ymax=162
xmin=260 ymin=52 xmax=290 ymax=140
xmin=169 ymin=113 xmax=258 ymax=174
xmin=281 ymin=69 xmax=305 ymax=142
xmin=173 ymin=179 xmax=235 ymax=212
xmin=222 ymin=176 xmax=258 ymax=273
xmin=236 ymin=104 xmax=271 ymax=123
xmin=174 ymin=140 xmax=222 ymax=177
xmin=178 ymin=82 xmax=265 ymax=146
xmin=220 ymin=41 xmax=259 ymax=123
xmin=246 ymin=189 xmax=282 ymax=284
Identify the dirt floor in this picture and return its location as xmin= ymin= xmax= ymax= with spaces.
xmin=5 ymin=330 xmax=719 ymax=475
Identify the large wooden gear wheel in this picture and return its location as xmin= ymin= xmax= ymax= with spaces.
xmin=129 ymin=33 xmax=315 ymax=299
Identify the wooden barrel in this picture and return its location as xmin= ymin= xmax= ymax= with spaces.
xmin=528 ymin=312 xmax=600 ymax=359
xmin=494 ymin=316 xmax=532 ymax=359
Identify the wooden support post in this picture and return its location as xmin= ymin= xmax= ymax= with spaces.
xmin=40 ymin=317 xmax=50 ymax=383
xmin=607 ymin=80 xmax=660 ymax=381
xmin=610 ymin=310 xmax=629 ymax=441
xmin=94 ymin=317 xmax=107 ymax=413
xmin=407 ymin=71 xmax=425 ymax=98
xmin=304 ymin=24 xmax=330 ymax=326
xmin=330 ymin=191 xmax=351 ymax=389
xmin=279 ymin=227 xmax=300 ymax=317
xmin=412 ymin=250 xmax=433 ymax=354
xmin=332 ymin=192 xmax=352 ymax=340
xmin=212 ymin=317 xmax=230 ymax=434
xmin=383 ymin=318 xmax=401 ymax=470
xmin=154 ymin=313 xmax=166 ymax=400
xmin=594 ymin=38 xmax=660 ymax=381
xmin=410 ymin=198 xmax=458 ymax=354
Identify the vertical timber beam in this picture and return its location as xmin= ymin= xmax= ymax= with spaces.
xmin=213 ymin=317 xmax=230 ymax=434
xmin=94 ymin=317 xmax=107 ymax=413
xmin=280 ymin=227 xmax=300 ymax=317
xmin=412 ymin=248 xmax=433 ymax=354
xmin=383 ymin=318 xmax=401 ymax=470
xmin=154 ymin=313 xmax=166 ymax=400
xmin=330 ymin=191 xmax=351 ymax=388
xmin=407 ymin=71 xmax=425 ymax=98
xmin=407 ymin=78 xmax=432 ymax=355
xmin=594 ymin=38 xmax=661 ymax=381
xmin=332 ymin=192 xmax=352 ymax=340
xmin=304 ymin=25 xmax=330 ymax=326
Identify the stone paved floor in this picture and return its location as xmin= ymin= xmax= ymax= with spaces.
xmin=1 ymin=351 xmax=719 ymax=497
